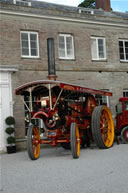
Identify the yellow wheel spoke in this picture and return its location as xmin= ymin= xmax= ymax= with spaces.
xmin=32 ymin=126 xmax=40 ymax=159
xmin=76 ymin=125 xmax=80 ymax=157
xmin=100 ymin=106 xmax=114 ymax=147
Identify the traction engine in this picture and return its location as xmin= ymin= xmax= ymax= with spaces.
xmin=15 ymin=80 xmax=114 ymax=160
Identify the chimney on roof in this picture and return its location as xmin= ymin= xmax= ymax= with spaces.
xmin=96 ymin=0 xmax=111 ymax=12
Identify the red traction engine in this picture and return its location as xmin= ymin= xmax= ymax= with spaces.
xmin=15 ymin=80 xmax=114 ymax=160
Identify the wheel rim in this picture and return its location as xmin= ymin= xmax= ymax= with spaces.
xmin=76 ymin=125 xmax=80 ymax=157
xmin=32 ymin=126 xmax=40 ymax=159
xmin=100 ymin=106 xmax=114 ymax=148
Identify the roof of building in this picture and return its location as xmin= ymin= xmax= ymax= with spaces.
xmin=0 ymin=0 xmax=128 ymax=21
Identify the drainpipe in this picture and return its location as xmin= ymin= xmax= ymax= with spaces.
xmin=47 ymin=38 xmax=57 ymax=81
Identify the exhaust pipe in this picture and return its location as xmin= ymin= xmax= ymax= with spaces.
xmin=47 ymin=38 xmax=57 ymax=81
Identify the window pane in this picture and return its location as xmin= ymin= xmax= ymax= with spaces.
xmin=67 ymin=44 xmax=72 ymax=51
xmin=120 ymin=53 xmax=124 ymax=60
xmin=59 ymin=36 xmax=65 ymax=48
xmin=119 ymin=41 xmax=123 ymax=47
xmin=120 ymin=47 xmax=124 ymax=54
xmin=30 ymin=34 xmax=37 ymax=41
xmin=59 ymin=42 xmax=65 ymax=49
xmin=123 ymin=91 xmax=128 ymax=97
xmin=98 ymin=39 xmax=103 ymax=45
xmin=21 ymin=33 xmax=28 ymax=41
xmin=22 ymin=41 xmax=29 ymax=48
xmin=98 ymin=39 xmax=105 ymax=59
xmin=21 ymin=33 xmax=29 ymax=56
xmin=22 ymin=48 xmax=29 ymax=56
xmin=59 ymin=49 xmax=65 ymax=58
xmin=59 ymin=36 xmax=64 ymax=44
xmin=91 ymin=39 xmax=97 ymax=59
xmin=67 ymin=50 xmax=73 ymax=58
xmin=30 ymin=41 xmax=37 ymax=49
xmin=119 ymin=40 xmax=124 ymax=60
xmin=98 ymin=45 xmax=104 ymax=52
xmin=99 ymin=51 xmax=104 ymax=58
xmin=66 ymin=37 xmax=73 ymax=57
xmin=31 ymin=48 xmax=37 ymax=56
xmin=66 ymin=37 xmax=72 ymax=50
xmin=59 ymin=36 xmax=65 ymax=57
xmin=125 ymin=41 xmax=128 ymax=48
xmin=126 ymin=54 xmax=128 ymax=60
xmin=125 ymin=48 xmax=128 ymax=55
xmin=30 ymin=33 xmax=38 ymax=56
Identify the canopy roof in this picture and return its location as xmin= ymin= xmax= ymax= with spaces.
xmin=15 ymin=80 xmax=112 ymax=97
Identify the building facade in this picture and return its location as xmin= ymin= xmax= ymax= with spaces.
xmin=0 ymin=0 xmax=128 ymax=151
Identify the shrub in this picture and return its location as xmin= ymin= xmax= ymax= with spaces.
xmin=5 ymin=116 xmax=15 ymax=125
xmin=7 ymin=136 xmax=16 ymax=145
xmin=5 ymin=116 xmax=16 ymax=146
xmin=5 ymin=127 xmax=14 ymax=135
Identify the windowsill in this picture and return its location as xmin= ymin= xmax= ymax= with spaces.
xmin=120 ymin=60 xmax=128 ymax=63
xmin=92 ymin=59 xmax=107 ymax=62
xmin=59 ymin=58 xmax=75 ymax=61
xmin=21 ymin=56 xmax=40 ymax=60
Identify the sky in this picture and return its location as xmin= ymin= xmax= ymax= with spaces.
xmin=36 ymin=0 xmax=128 ymax=13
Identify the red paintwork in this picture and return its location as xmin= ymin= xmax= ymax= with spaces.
xmin=15 ymin=80 xmax=112 ymax=146
xmin=119 ymin=97 xmax=128 ymax=102
xmin=33 ymin=111 xmax=49 ymax=119
xmin=116 ymin=97 xmax=128 ymax=135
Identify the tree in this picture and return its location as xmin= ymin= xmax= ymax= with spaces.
xmin=78 ymin=0 xmax=96 ymax=9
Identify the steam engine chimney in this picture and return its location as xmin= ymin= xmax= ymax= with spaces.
xmin=96 ymin=0 xmax=111 ymax=12
xmin=47 ymin=38 xmax=57 ymax=81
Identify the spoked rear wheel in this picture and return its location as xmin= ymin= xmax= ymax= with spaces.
xmin=70 ymin=123 xmax=80 ymax=159
xmin=121 ymin=126 xmax=128 ymax=144
xmin=27 ymin=125 xmax=40 ymax=160
xmin=91 ymin=106 xmax=114 ymax=149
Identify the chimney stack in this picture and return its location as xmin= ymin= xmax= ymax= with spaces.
xmin=96 ymin=0 xmax=111 ymax=12
xmin=47 ymin=38 xmax=57 ymax=81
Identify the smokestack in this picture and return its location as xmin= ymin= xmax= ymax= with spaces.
xmin=47 ymin=38 xmax=57 ymax=81
xmin=96 ymin=0 xmax=111 ymax=12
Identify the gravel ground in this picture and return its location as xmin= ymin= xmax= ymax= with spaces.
xmin=0 ymin=143 xmax=128 ymax=193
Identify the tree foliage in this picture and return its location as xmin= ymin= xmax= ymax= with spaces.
xmin=78 ymin=0 xmax=96 ymax=9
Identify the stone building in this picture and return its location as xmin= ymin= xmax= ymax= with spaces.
xmin=0 ymin=0 xmax=128 ymax=151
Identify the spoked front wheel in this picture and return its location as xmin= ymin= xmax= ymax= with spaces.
xmin=70 ymin=123 xmax=80 ymax=159
xmin=91 ymin=106 xmax=114 ymax=149
xmin=27 ymin=125 xmax=40 ymax=160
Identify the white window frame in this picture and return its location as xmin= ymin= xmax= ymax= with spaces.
xmin=13 ymin=0 xmax=31 ymax=6
xmin=20 ymin=31 xmax=39 ymax=58
xmin=58 ymin=34 xmax=75 ymax=60
xmin=91 ymin=37 xmax=107 ymax=61
xmin=119 ymin=39 xmax=128 ymax=62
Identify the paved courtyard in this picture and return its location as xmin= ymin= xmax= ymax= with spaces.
xmin=0 ymin=143 xmax=128 ymax=193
